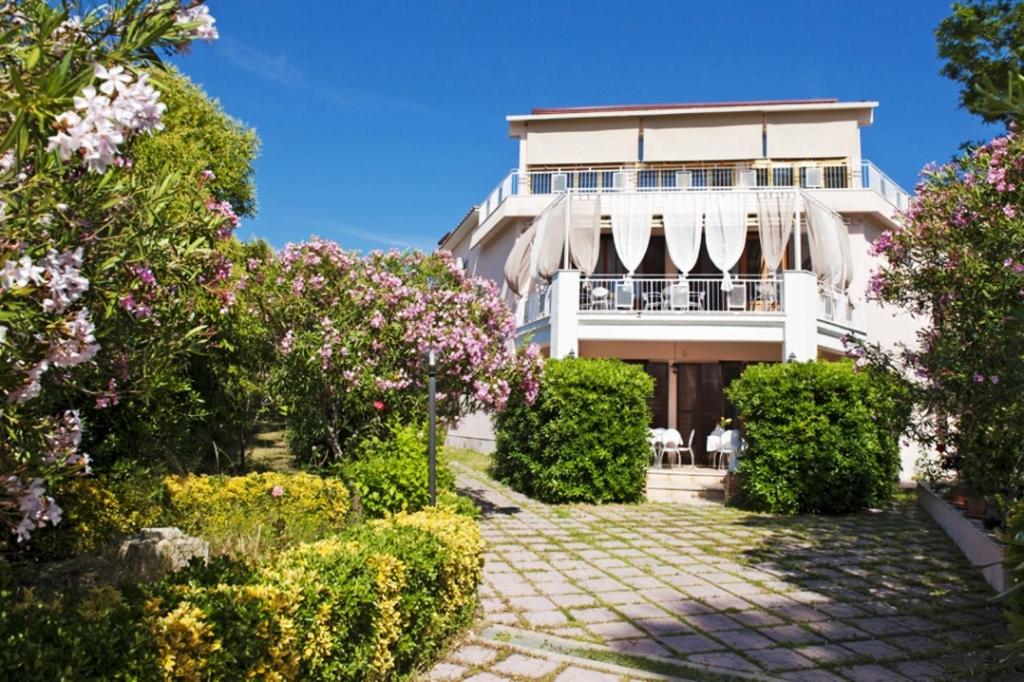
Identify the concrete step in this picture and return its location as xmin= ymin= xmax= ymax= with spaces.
xmin=645 ymin=466 xmax=727 ymax=504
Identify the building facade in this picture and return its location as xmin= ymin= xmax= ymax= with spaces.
xmin=441 ymin=99 xmax=919 ymax=479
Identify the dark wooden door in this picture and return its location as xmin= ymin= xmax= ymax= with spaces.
xmin=645 ymin=361 xmax=670 ymax=427
xmin=675 ymin=363 xmax=724 ymax=464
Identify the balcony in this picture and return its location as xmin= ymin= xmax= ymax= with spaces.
xmin=518 ymin=270 xmax=860 ymax=362
xmin=477 ymin=159 xmax=910 ymax=224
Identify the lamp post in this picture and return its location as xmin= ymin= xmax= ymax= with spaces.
xmin=426 ymin=345 xmax=437 ymax=506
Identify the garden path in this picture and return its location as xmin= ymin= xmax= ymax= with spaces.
xmin=425 ymin=458 xmax=1013 ymax=682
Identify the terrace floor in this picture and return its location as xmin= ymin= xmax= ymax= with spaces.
xmin=425 ymin=453 xmax=1017 ymax=682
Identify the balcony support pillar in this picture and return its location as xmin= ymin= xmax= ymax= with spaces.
xmin=782 ymin=270 xmax=817 ymax=361
xmin=549 ymin=269 xmax=580 ymax=359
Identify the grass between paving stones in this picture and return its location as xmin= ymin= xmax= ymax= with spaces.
xmin=455 ymin=457 xmax=1012 ymax=679
xmin=566 ymin=648 xmax=750 ymax=682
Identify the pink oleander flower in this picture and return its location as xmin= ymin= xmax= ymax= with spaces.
xmin=270 ymin=485 xmax=284 ymax=498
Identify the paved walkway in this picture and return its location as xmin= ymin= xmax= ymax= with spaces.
xmin=425 ymin=461 xmax=1012 ymax=682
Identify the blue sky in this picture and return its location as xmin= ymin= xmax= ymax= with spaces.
xmin=173 ymin=0 xmax=994 ymax=252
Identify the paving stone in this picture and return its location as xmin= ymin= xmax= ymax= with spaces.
xmin=805 ymin=620 xmax=868 ymax=641
xmin=606 ymin=637 xmax=672 ymax=658
xmin=634 ymin=616 xmax=690 ymax=636
xmin=793 ymin=644 xmax=859 ymax=664
xmin=713 ymin=627 xmax=776 ymax=650
xmin=731 ymin=609 xmax=785 ymax=628
xmin=838 ymin=664 xmax=911 ymax=681
xmin=491 ymin=653 xmax=560 ymax=678
xmin=660 ymin=633 xmax=725 ymax=654
xmin=428 ymin=662 xmax=467 ymax=680
xmin=615 ymin=603 xmax=666 ymax=620
xmin=760 ymin=624 xmax=825 ymax=645
xmin=842 ymin=639 xmax=903 ymax=660
xmin=508 ymin=596 xmax=557 ymax=611
xmin=601 ymin=590 xmax=649 ymax=605
xmin=746 ymin=647 xmax=817 ymax=671
xmin=777 ymin=670 xmax=848 ymax=681
xmin=522 ymin=609 xmax=569 ymax=627
xmin=451 ymin=644 xmax=499 ymax=666
xmin=893 ymin=659 xmax=947 ymax=680
xmin=569 ymin=607 xmax=619 ymax=623
xmin=685 ymin=613 xmax=745 ymax=632
xmin=550 ymin=593 xmax=597 ymax=608
xmin=554 ymin=666 xmax=621 ymax=682
xmin=688 ymin=651 xmax=762 ymax=673
xmin=462 ymin=674 xmax=511 ymax=682
xmin=588 ymin=620 xmax=646 ymax=640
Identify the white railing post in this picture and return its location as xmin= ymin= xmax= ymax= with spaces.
xmin=782 ymin=270 xmax=817 ymax=361
xmin=549 ymin=270 xmax=580 ymax=359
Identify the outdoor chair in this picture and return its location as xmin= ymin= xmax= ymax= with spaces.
xmin=726 ymin=285 xmax=747 ymax=311
xmin=589 ymin=286 xmax=611 ymax=310
xmin=614 ymin=282 xmax=635 ymax=310
xmin=715 ymin=429 xmax=741 ymax=470
xmin=666 ymin=283 xmax=690 ymax=311
xmin=656 ymin=428 xmax=682 ymax=468
xmin=648 ymin=428 xmax=665 ymax=465
xmin=677 ymin=428 xmax=696 ymax=467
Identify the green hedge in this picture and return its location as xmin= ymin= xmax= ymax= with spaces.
xmin=340 ymin=423 xmax=457 ymax=518
xmin=494 ymin=357 xmax=652 ymax=503
xmin=0 ymin=507 xmax=483 ymax=681
xmin=726 ymin=360 xmax=910 ymax=514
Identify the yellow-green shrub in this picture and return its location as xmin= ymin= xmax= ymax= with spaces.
xmin=147 ymin=507 xmax=482 ymax=680
xmin=1 ymin=508 xmax=481 ymax=680
xmin=29 ymin=465 xmax=167 ymax=558
xmin=164 ymin=471 xmax=350 ymax=557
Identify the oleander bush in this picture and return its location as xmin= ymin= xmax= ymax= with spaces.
xmin=0 ymin=508 xmax=482 ymax=680
xmin=164 ymin=471 xmax=351 ymax=557
xmin=726 ymin=360 xmax=910 ymax=514
xmin=494 ymin=358 xmax=652 ymax=504
xmin=341 ymin=423 xmax=456 ymax=518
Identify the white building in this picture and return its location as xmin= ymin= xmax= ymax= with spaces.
xmin=441 ymin=99 xmax=919 ymax=490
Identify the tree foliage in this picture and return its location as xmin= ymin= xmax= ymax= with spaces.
xmin=937 ymin=0 xmax=1024 ymax=124
xmin=856 ymin=129 xmax=1024 ymax=498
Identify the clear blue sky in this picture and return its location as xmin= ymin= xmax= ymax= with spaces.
xmin=173 ymin=0 xmax=994 ymax=252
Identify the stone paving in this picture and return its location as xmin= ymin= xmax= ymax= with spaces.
xmin=425 ymin=459 xmax=1016 ymax=682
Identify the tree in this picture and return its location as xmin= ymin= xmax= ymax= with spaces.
xmin=855 ymin=129 xmax=1024 ymax=499
xmin=936 ymin=0 xmax=1024 ymax=124
xmin=0 ymin=0 xmax=229 ymax=540
xmin=270 ymin=239 xmax=542 ymax=465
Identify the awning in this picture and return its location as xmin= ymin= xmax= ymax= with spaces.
xmin=604 ymin=193 xmax=652 ymax=275
xmin=503 ymin=224 xmax=535 ymax=297
xmin=704 ymin=192 xmax=752 ymax=291
xmin=662 ymin=193 xmax=703 ymax=279
xmin=569 ymin=194 xmax=601 ymax=276
xmin=531 ymin=197 xmax=565 ymax=281
xmin=805 ymin=199 xmax=849 ymax=291
xmin=755 ymin=192 xmax=796 ymax=273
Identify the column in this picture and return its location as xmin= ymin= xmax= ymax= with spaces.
xmin=782 ymin=270 xmax=817 ymax=361
xmin=549 ymin=269 xmax=580 ymax=359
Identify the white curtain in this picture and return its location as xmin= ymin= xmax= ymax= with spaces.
xmin=662 ymin=194 xmax=703 ymax=279
xmin=605 ymin=194 xmax=652 ymax=276
xmin=836 ymin=215 xmax=853 ymax=292
xmin=503 ymin=225 xmax=535 ymax=297
xmin=805 ymin=200 xmax=844 ymax=290
xmin=569 ymin=194 xmax=601 ymax=276
xmin=704 ymin=192 xmax=751 ymax=291
xmin=530 ymin=199 xmax=565 ymax=280
xmin=755 ymin=192 xmax=795 ymax=273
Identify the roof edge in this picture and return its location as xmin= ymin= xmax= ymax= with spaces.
xmin=508 ymin=99 xmax=878 ymax=122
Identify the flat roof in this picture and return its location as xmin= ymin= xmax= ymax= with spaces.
xmin=509 ymin=98 xmax=878 ymax=122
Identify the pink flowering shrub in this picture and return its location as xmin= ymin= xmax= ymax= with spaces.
xmin=856 ymin=128 xmax=1024 ymax=496
xmin=271 ymin=239 xmax=541 ymax=462
xmin=0 ymin=1 xmax=228 ymax=541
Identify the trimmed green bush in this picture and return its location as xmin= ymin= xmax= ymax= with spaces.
xmin=726 ymin=360 xmax=910 ymax=514
xmin=494 ymin=357 xmax=652 ymax=503
xmin=341 ymin=423 xmax=456 ymax=518
xmin=0 ymin=508 xmax=483 ymax=681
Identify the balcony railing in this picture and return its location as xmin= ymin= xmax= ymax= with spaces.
xmin=861 ymin=160 xmax=911 ymax=211
xmin=478 ymin=160 xmax=911 ymax=223
xmin=578 ymin=275 xmax=783 ymax=315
